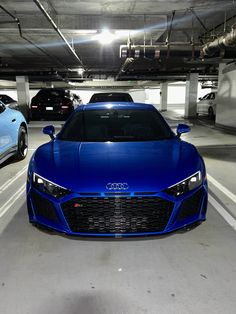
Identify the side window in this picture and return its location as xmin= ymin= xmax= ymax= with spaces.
xmin=202 ymin=94 xmax=209 ymax=100
xmin=0 ymin=101 xmax=6 ymax=113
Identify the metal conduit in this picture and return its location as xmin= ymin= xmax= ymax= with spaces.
xmin=0 ymin=4 xmax=68 ymax=70
xmin=33 ymin=0 xmax=84 ymax=67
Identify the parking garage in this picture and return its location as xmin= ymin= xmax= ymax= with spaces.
xmin=0 ymin=1 xmax=236 ymax=313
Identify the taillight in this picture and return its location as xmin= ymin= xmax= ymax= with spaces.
xmin=62 ymin=99 xmax=72 ymax=106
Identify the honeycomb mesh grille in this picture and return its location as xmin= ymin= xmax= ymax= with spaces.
xmin=61 ymin=196 xmax=174 ymax=234
xmin=32 ymin=191 xmax=59 ymax=222
xmin=177 ymin=188 xmax=204 ymax=221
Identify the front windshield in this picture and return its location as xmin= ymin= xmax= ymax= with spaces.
xmin=58 ymin=109 xmax=173 ymax=142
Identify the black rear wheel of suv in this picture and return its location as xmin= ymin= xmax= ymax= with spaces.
xmin=15 ymin=126 xmax=28 ymax=160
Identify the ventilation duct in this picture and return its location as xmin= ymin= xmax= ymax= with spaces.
xmin=120 ymin=46 xmax=200 ymax=60
xmin=203 ymin=26 xmax=236 ymax=57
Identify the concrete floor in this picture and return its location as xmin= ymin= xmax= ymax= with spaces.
xmin=0 ymin=112 xmax=236 ymax=314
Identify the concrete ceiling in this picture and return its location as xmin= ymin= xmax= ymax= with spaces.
xmin=0 ymin=0 xmax=236 ymax=84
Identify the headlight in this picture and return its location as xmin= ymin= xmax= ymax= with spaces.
xmin=164 ymin=171 xmax=202 ymax=197
xmin=32 ymin=173 xmax=71 ymax=198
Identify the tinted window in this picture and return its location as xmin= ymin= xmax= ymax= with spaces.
xmin=0 ymin=95 xmax=13 ymax=104
xmin=0 ymin=101 xmax=5 ymax=113
xmin=202 ymin=94 xmax=211 ymax=100
xmin=59 ymin=109 xmax=173 ymax=142
xmin=37 ymin=89 xmax=65 ymax=98
xmin=89 ymin=93 xmax=133 ymax=103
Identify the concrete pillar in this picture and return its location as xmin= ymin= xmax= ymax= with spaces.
xmin=215 ymin=63 xmax=236 ymax=130
xmin=160 ymin=82 xmax=168 ymax=111
xmin=16 ymin=75 xmax=30 ymax=106
xmin=184 ymin=73 xmax=198 ymax=118
xmin=16 ymin=76 xmax=30 ymax=120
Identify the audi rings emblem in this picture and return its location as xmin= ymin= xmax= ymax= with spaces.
xmin=106 ymin=183 xmax=129 ymax=190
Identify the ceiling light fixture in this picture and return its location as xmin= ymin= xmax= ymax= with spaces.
xmin=95 ymin=29 xmax=115 ymax=45
xmin=77 ymin=68 xmax=84 ymax=75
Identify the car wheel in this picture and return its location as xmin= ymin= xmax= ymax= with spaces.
xmin=208 ymin=106 xmax=215 ymax=119
xmin=15 ymin=126 xmax=28 ymax=160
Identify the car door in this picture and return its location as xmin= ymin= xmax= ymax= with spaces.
xmin=209 ymin=92 xmax=216 ymax=113
xmin=0 ymin=102 xmax=18 ymax=158
xmin=198 ymin=93 xmax=210 ymax=114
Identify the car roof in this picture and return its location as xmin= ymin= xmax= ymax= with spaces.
xmin=78 ymin=102 xmax=155 ymax=111
xmin=91 ymin=92 xmax=131 ymax=95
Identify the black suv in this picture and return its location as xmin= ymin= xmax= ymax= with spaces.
xmin=30 ymin=89 xmax=82 ymax=120
xmin=89 ymin=92 xmax=133 ymax=103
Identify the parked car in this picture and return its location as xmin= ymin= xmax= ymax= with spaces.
xmin=89 ymin=92 xmax=133 ymax=103
xmin=27 ymin=102 xmax=207 ymax=236
xmin=0 ymin=101 xmax=28 ymax=164
xmin=30 ymin=88 xmax=82 ymax=120
xmin=0 ymin=94 xmax=19 ymax=110
xmin=197 ymin=92 xmax=217 ymax=118
xmin=0 ymin=94 xmax=30 ymax=122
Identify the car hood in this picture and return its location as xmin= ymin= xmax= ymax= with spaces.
xmin=32 ymin=139 xmax=202 ymax=193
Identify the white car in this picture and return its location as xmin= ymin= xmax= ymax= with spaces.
xmin=197 ymin=92 xmax=216 ymax=118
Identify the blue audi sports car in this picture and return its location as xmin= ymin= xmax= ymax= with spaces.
xmin=27 ymin=102 xmax=207 ymax=236
xmin=0 ymin=101 xmax=28 ymax=165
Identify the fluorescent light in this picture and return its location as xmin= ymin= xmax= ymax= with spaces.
xmin=74 ymin=30 xmax=97 ymax=34
xmin=77 ymin=68 xmax=84 ymax=75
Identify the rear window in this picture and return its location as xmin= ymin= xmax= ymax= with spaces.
xmin=59 ymin=109 xmax=173 ymax=142
xmin=89 ymin=93 xmax=133 ymax=103
xmin=37 ymin=89 xmax=65 ymax=98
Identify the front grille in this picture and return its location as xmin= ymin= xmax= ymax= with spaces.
xmin=177 ymin=188 xmax=204 ymax=221
xmin=32 ymin=191 xmax=59 ymax=222
xmin=61 ymin=197 xmax=174 ymax=234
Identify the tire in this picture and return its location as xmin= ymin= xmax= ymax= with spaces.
xmin=15 ymin=126 xmax=28 ymax=160
xmin=208 ymin=106 xmax=215 ymax=119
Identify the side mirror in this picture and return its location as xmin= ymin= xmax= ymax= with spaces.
xmin=176 ymin=124 xmax=190 ymax=138
xmin=43 ymin=125 xmax=55 ymax=140
xmin=198 ymin=97 xmax=202 ymax=100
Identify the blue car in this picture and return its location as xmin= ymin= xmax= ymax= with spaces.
xmin=27 ymin=102 xmax=207 ymax=237
xmin=0 ymin=101 xmax=28 ymax=164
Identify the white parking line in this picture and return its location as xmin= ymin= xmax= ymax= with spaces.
xmin=0 ymin=165 xmax=28 ymax=193
xmin=0 ymin=185 xmax=25 ymax=218
xmin=207 ymin=174 xmax=236 ymax=204
xmin=208 ymin=194 xmax=236 ymax=230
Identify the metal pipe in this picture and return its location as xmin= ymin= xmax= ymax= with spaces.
xmin=166 ymin=11 xmax=176 ymax=44
xmin=203 ymin=26 xmax=236 ymax=56
xmin=190 ymin=8 xmax=208 ymax=32
xmin=0 ymin=4 xmax=68 ymax=70
xmin=116 ymin=58 xmax=134 ymax=80
xmin=33 ymin=0 xmax=84 ymax=67
xmin=200 ymin=13 xmax=236 ymax=39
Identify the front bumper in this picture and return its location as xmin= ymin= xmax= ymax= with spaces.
xmin=27 ymin=181 xmax=208 ymax=237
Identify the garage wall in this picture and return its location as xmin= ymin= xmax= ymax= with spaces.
xmin=0 ymin=83 xmax=212 ymax=107
xmin=216 ymin=64 xmax=236 ymax=130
